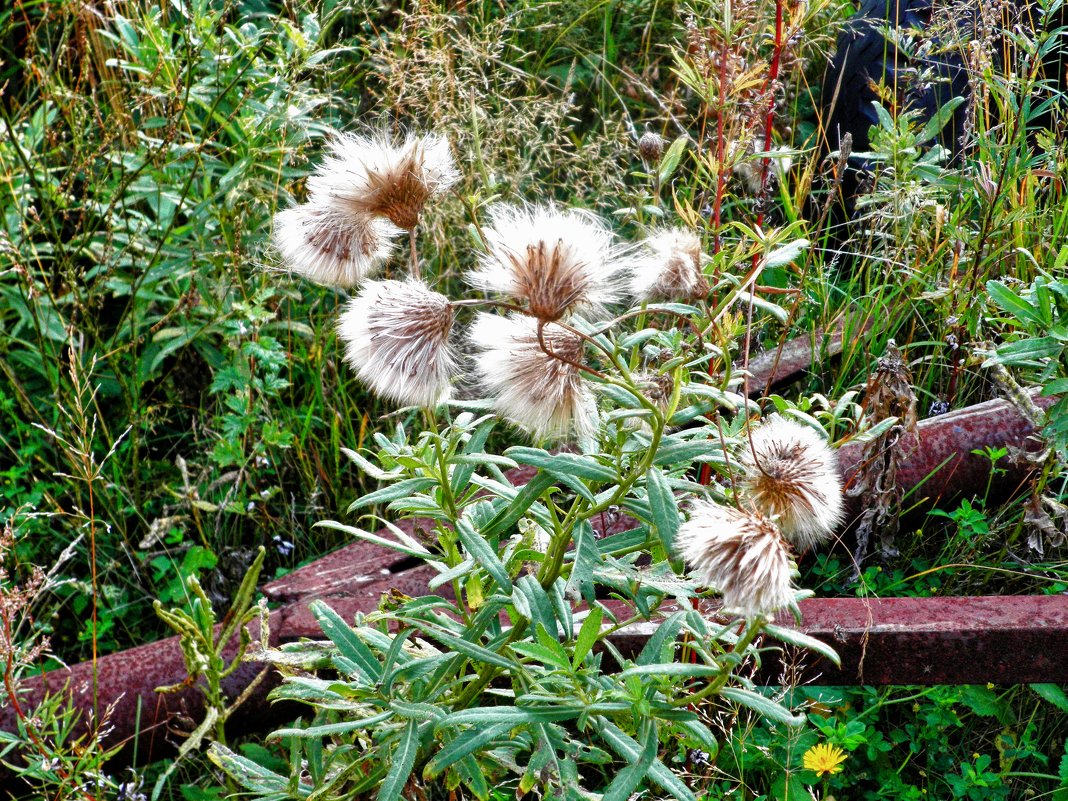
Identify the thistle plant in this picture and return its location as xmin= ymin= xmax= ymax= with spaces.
xmin=211 ymin=127 xmax=844 ymax=801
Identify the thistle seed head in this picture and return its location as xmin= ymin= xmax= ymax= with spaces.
xmin=638 ymin=131 xmax=667 ymax=164
xmin=272 ymin=202 xmax=399 ymax=288
xmin=467 ymin=203 xmax=622 ymax=322
xmin=629 ymin=227 xmax=710 ymax=303
xmin=337 ymin=279 xmax=455 ymax=407
xmin=739 ymin=415 xmax=844 ymax=551
xmin=677 ymin=499 xmax=795 ymax=619
xmin=469 ymin=313 xmax=595 ymax=441
xmin=309 ymin=132 xmax=459 ymax=230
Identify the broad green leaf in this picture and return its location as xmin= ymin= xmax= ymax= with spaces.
xmin=207 ymin=743 xmax=310 ymax=798
xmin=987 ymin=280 xmax=1047 ymax=328
xmin=516 ymin=576 xmax=558 ymax=639
xmin=378 ymin=719 xmax=419 ymax=801
xmin=764 ymin=238 xmax=809 ymax=269
xmin=917 ymin=95 xmax=966 ymax=143
xmin=1032 ymin=683 xmax=1068 ymax=713
xmin=404 ymin=621 xmax=518 ymax=670
xmin=720 ymin=687 xmax=804 ymax=726
xmin=993 ymin=337 xmax=1062 ymax=364
xmin=270 ymin=711 xmax=394 ymax=740
xmin=511 ymin=641 xmax=571 ymax=671
xmin=658 ymin=135 xmax=688 ymax=183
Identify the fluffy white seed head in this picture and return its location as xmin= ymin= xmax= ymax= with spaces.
xmin=467 ymin=203 xmax=622 ymax=322
xmin=677 ymin=499 xmax=796 ymax=619
xmin=629 ymin=228 xmax=710 ymax=303
xmin=308 ymin=131 xmax=460 ymax=230
xmin=469 ymin=313 xmax=595 ymax=441
xmin=272 ymin=202 xmax=399 ymax=288
xmin=738 ymin=415 xmax=844 ymax=551
xmin=337 ymin=279 xmax=455 ymax=407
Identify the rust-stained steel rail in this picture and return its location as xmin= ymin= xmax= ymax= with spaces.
xmin=1 ymin=391 xmax=1061 ymax=775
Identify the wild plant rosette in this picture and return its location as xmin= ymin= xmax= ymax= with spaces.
xmin=212 ymin=128 xmax=845 ymax=801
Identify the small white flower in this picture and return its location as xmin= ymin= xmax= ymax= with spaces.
xmin=629 ymin=227 xmax=709 ymax=302
xmin=272 ymin=201 xmax=399 ymax=288
xmin=738 ymin=415 xmax=844 ymax=551
xmin=469 ymin=313 xmax=595 ymax=441
xmin=337 ymin=279 xmax=455 ymax=407
xmin=467 ymin=203 xmax=623 ymax=321
xmin=308 ymin=131 xmax=459 ymax=230
xmin=677 ymin=499 xmax=795 ymax=618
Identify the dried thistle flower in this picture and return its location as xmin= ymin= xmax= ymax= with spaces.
xmin=638 ymin=131 xmax=667 ymax=164
xmin=467 ymin=203 xmax=622 ymax=322
xmin=739 ymin=416 xmax=844 ymax=551
xmin=630 ymin=228 xmax=710 ymax=302
xmin=677 ymin=499 xmax=795 ymax=618
xmin=469 ymin=313 xmax=595 ymax=441
xmin=272 ymin=202 xmax=400 ymax=288
xmin=337 ymin=279 xmax=455 ymax=407
xmin=308 ymin=132 xmax=460 ymax=230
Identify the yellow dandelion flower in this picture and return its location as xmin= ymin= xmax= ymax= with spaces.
xmin=803 ymin=743 xmax=847 ymax=777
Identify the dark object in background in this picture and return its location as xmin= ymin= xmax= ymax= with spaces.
xmin=817 ymin=0 xmax=1067 ymax=246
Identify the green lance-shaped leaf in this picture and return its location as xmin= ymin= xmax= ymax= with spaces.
xmin=595 ymin=717 xmax=696 ymax=801
xmin=423 ymin=721 xmax=515 ymax=780
xmin=762 ymin=623 xmax=841 ymax=667
xmin=310 ymin=599 xmax=382 ymax=681
xmin=719 ymin=686 xmax=805 ymax=726
xmin=455 ymin=518 xmax=511 ymax=592
xmin=571 ymin=606 xmax=603 ymax=670
xmin=480 ymin=471 xmax=556 ymax=539
xmin=601 ymin=720 xmax=658 ymax=801
xmin=645 ymin=466 xmax=681 ymax=560
xmin=348 ymin=477 xmax=439 ymax=511
xmin=505 ymin=447 xmax=616 ymax=482
xmin=377 ymin=718 xmax=420 ymax=801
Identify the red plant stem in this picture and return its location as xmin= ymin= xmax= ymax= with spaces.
xmin=700 ymin=0 xmax=787 ymax=487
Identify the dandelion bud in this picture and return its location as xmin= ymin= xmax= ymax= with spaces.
xmin=739 ymin=416 xmax=844 ymax=551
xmin=638 ymin=131 xmax=666 ymax=164
xmin=272 ymin=202 xmax=399 ymax=288
xmin=677 ymin=500 xmax=795 ymax=619
xmin=337 ymin=279 xmax=455 ymax=407
xmin=469 ymin=313 xmax=595 ymax=441
xmin=629 ymin=228 xmax=710 ymax=303
xmin=309 ymin=132 xmax=459 ymax=230
xmin=467 ymin=204 xmax=622 ymax=322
